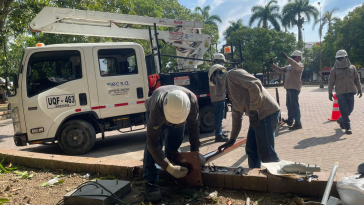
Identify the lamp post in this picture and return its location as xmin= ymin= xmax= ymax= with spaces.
xmin=318 ymin=1 xmax=324 ymax=88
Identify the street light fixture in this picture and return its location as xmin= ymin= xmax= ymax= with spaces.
xmin=318 ymin=1 xmax=324 ymax=88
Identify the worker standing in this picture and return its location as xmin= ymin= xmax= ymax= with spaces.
xmin=143 ymin=85 xmax=204 ymax=202
xmin=209 ymin=53 xmax=229 ymax=142
xmin=213 ymin=66 xmax=281 ymax=168
xmin=270 ymin=51 xmax=304 ymax=130
xmin=328 ymin=50 xmax=362 ymax=134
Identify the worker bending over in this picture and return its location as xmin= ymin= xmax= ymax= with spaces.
xmin=212 ymin=66 xmax=281 ymax=168
xmin=143 ymin=85 xmax=204 ymax=202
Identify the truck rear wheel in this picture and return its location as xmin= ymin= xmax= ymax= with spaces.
xmin=199 ymin=105 xmax=215 ymax=133
xmin=58 ymin=120 xmax=96 ymax=155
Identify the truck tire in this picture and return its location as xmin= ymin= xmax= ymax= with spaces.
xmin=58 ymin=120 xmax=96 ymax=155
xmin=199 ymin=105 xmax=215 ymax=133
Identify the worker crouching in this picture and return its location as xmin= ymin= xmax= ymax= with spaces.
xmin=212 ymin=66 xmax=281 ymax=168
xmin=142 ymin=85 xmax=204 ymax=202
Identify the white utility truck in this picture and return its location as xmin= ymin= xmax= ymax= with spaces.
xmin=9 ymin=7 xmax=228 ymax=155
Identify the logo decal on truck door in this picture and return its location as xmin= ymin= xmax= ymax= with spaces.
xmin=46 ymin=94 xmax=76 ymax=109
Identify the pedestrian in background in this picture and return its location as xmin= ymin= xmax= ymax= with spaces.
xmin=208 ymin=53 xmax=229 ymax=142
xmin=270 ymin=51 xmax=304 ymax=130
xmin=328 ymin=50 xmax=362 ymax=134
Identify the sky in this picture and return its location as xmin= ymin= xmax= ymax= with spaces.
xmin=178 ymin=0 xmax=363 ymax=49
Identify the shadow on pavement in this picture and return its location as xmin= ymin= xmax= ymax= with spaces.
xmin=293 ymin=128 xmax=345 ymax=149
xmin=231 ymin=153 xmax=248 ymax=167
xmin=310 ymin=88 xmax=329 ymax=93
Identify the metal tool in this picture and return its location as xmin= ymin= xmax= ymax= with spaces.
xmin=236 ymin=166 xmax=243 ymax=174
xmin=281 ymin=162 xmax=321 ymax=174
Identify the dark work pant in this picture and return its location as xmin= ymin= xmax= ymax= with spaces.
xmin=245 ymin=111 xmax=281 ymax=168
xmin=143 ymin=111 xmax=185 ymax=183
xmin=286 ymin=89 xmax=301 ymax=125
xmin=337 ymin=93 xmax=355 ymax=129
xmin=212 ymin=100 xmax=225 ymax=136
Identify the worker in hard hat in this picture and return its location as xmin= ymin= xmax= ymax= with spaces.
xmin=270 ymin=50 xmax=304 ymax=130
xmin=212 ymin=65 xmax=281 ymax=168
xmin=209 ymin=53 xmax=229 ymax=142
xmin=328 ymin=50 xmax=362 ymax=134
xmin=143 ymin=85 xmax=204 ymax=202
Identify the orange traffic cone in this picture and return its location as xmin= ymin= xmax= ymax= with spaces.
xmin=328 ymin=94 xmax=341 ymax=121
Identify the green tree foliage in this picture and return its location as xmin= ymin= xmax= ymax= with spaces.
xmin=303 ymin=44 xmax=322 ymax=74
xmin=194 ymin=5 xmax=222 ymax=28
xmin=1 ymin=0 xmax=221 ymax=75
xmin=313 ymin=8 xmax=340 ymax=36
xmin=282 ymin=0 xmax=318 ymax=43
xmin=228 ymin=27 xmax=296 ymax=74
xmin=322 ymin=3 xmax=364 ymax=68
xmin=223 ymin=19 xmax=246 ymax=40
xmin=249 ymin=0 xmax=282 ymax=31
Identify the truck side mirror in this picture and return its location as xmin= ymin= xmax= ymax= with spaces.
xmin=13 ymin=73 xmax=19 ymax=89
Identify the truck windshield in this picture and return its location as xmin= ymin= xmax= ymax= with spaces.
xmin=27 ymin=50 xmax=82 ymax=97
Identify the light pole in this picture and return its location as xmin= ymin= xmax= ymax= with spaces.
xmin=318 ymin=1 xmax=324 ymax=88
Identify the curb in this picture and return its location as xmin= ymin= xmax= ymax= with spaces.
xmin=0 ymin=149 xmax=353 ymax=197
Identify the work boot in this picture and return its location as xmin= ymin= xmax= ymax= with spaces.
xmin=337 ymin=120 xmax=345 ymax=129
xmin=145 ymin=183 xmax=162 ymax=202
xmin=222 ymin=133 xmax=229 ymax=138
xmin=289 ymin=124 xmax=302 ymax=130
xmin=282 ymin=118 xmax=293 ymax=126
xmin=345 ymin=128 xmax=352 ymax=135
xmin=215 ymin=135 xmax=229 ymax=142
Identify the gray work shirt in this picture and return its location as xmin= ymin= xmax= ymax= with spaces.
xmin=145 ymin=85 xmax=200 ymax=170
xmin=226 ymin=69 xmax=280 ymax=140
xmin=272 ymin=57 xmax=304 ymax=91
xmin=328 ymin=65 xmax=362 ymax=95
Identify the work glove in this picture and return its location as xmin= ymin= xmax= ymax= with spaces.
xmin=281 ymin=52 xmax=288 ymax=59
xmin=357 ymin=90 xmax=362 ymax=98
xmin=166 ymin=164 xmax=188 ymax=178
xmin=329 ymin=93 xmax=334 ymax=101
xmin=199 ymin=153 xmax=206 ymax=167
xmin=249 ymin=110 xmax=260 ymax=128
xmin=218 ymin=139 xmax=236 ymax=152
xmin=269 ymin=58 xmax=274 ymax=65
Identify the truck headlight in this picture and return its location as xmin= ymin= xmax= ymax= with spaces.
xmin=13 ymin=122 xmax=21 ymax=135
xmin=12 ymin=107 xmax=20 ymax=123
xmin=11 ymin=108 xmax=21 ymax=134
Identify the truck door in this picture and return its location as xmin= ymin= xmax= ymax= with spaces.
xmin=21 ymin=48 xmax=90 ymax=141
xmin=92 ymin=45 xmax=148 ymax=118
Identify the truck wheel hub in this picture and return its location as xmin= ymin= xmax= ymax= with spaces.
xmin=66 ymin=129 xmax=84 ymax=145
xmin=203 ymin=112 xmax=214 ymax=126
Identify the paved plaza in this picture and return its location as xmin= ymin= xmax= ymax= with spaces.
xmin=0 ymin=85 xmax=363 ymax=173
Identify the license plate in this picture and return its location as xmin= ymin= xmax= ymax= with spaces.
xmin=46 ymin=94 xmax=76 ymax=109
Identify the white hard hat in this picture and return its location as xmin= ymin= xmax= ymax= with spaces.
xmin=208 ymin=64 xmax=226 ymax=86
xmin=213 ymin=53 xmax=226 ymax=62
xmin=335 ymin=49 xmax=348 ymax=58
xmin=291 ymin=50 xmax=302 ymax=57
xmin=163 ymin=90 xmax=191 ymax=124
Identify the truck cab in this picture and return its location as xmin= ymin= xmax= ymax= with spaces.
xmin=10 ymin=43 xmax=149 ymax=155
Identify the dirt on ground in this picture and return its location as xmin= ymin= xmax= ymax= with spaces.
xmin=0 ymin=164 xmax=320 ymax=205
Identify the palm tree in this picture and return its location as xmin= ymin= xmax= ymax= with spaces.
xmin=223 ymin=19 xmax=246 ymax=40
xmin=194 ymin=5 xmax=222 ymax=28
xmin=312 ymin=8 xmax=340 ymax=36
xmin=282 ymin=0 xmax=319 ymax=42
xmin=248 ymin=0 xmax=282 ymax=31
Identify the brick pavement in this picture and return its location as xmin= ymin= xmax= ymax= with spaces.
xmin=0 ymin=85 xmax=363 ymax=173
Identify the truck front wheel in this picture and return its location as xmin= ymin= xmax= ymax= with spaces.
xmin=58 ymin=120 xmax=96 ymax=155
xmin=199 ymin=105 xmax=215 ymax=133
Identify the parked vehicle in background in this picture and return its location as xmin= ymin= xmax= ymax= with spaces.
xmin=269 ymin=79 xmax=280 ymax=84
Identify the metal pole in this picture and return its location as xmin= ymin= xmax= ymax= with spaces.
xmin=276 ymin=88 xmax=282 ymax=122
xmin=321 ymin=162 xmax=339 ymax=204
xmin=153 ymin=23 xmax=162 ymax=73
xmin=319 ymin=2 xmax=324 ymax=88
xmin=204 ymin=138 xmax=247 ymax=164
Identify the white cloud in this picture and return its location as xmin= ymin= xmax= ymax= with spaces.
xmin=210 ymin=0 xmax=226 ymax=12
xmin=197 ymin=0 xmax=206 ymax=7
xmin=335 ymin=4 xmax=362 ymax=19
